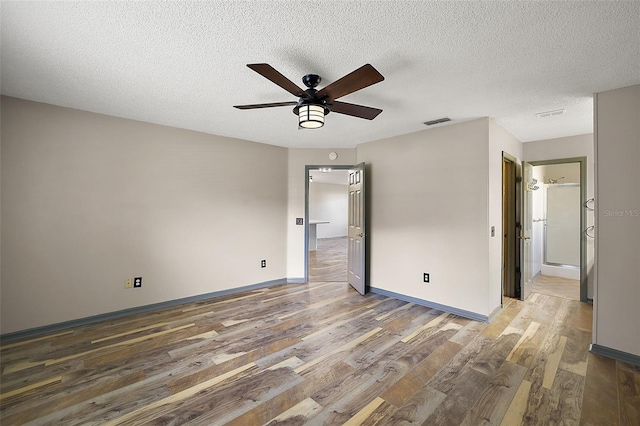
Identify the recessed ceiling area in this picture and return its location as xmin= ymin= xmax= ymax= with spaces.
xmin=309 ymin=169 xmax=350 ymax=186
xmin=1 ymin=1 xmax=639 ymax=148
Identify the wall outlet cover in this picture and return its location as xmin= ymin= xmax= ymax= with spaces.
xmin=125 ymin=279 xmax=132 ymax=289
xmin=296 ymin=218 xmax=304 ymax=225
xmin=133 ymin=277 xmax=142 ymax=288
xmin=423 ymin=273 xmax=430 ymax=283
xmin=261 ymin=260 xmax=266 ymax=268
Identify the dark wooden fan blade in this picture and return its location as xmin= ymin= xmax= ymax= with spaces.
xmin=247 ymin=64 xmax=309 ymax=98
xmin=316 ymin=64 xmax=384 ymax=101
xmin=234 ymin=101 xmax=297 ymax=109
xmin=330 ymin=100 xmax=382 ymax=120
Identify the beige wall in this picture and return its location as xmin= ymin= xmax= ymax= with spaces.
xmin=489 ymin=119 xmax=523 ymax=310
xmin=9 ymin=93 xmax=620 ymax=338
xmin=0 ymin=99 xmax=3 ymax=333
xmin=536 ymin=163 xmax=581 ymax=184
xmin=594 ymin=84 xmax=640 ymax=357
xmin=357 ymin=118 xmax=498 ymax=318
xmin=1 ymin=97 xmax=288 ymax=334
xmin=286 ymin=148 xmax=356 ymax=280
xmin=309 ymin=182 xmax=348 ymax=238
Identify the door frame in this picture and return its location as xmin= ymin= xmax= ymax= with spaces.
xmin=502 ymin=152 xmax=522 ymax=302
xmin=527 ymin=157 xmax=588 ymax=302
xmin=347 ymin=163 xmax=367 ymax=294
xmin=304 ymin=164 xmax=355 ymax=283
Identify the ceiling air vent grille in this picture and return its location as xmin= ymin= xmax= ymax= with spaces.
xmin=535 ymin=109 xmax=565 ymax=118
xmin=424 ymin=117 xmax=451 ymax=126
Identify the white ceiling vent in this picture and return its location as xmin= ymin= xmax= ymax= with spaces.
xmin=535 ymin=109 xmax=565 ymax=118
xmin=424 ymin=117 xmax=451 ymax=126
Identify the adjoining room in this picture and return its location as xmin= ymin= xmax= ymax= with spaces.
xmin=308 ymin=168 xmax=349 ymax=283
xmin=530 ymin=162 xmax=584 ymax=301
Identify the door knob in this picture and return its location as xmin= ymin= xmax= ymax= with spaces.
xmin=356 ymin=233 xmax=364 ymax=237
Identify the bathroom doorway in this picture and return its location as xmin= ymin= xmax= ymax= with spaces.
xmin=529 ymin=158 xmax=588 ymax=301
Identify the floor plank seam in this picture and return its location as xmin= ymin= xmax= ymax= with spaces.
xmin=1 ymin=278 xmax=638 ymax=425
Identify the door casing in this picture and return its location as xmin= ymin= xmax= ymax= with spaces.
xmin=502 ymin=153 xmax=522 ymax=302
xmin=304 ymin=164 xmax=366 ymax=288
xmin=521 ymin=161 xmax=534 ymax=301
xmin=527 ymin=157 xmax=588 ymax=302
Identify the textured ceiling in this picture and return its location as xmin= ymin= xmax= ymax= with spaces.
xmin=2 ymin=1 xmax=639 ymax=148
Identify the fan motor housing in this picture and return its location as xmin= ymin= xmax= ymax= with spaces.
xmin=293 ymin=75 xmax=330 ymax=116
xmin=302 ymin=74 xmax=321 ymax=88
xmin=293 ymin=97 xmax=330 ymax=116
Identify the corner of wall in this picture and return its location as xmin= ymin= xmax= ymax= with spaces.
xmin=0 ymin=97 xmax=3 ymax=334
xmin=356 ymin=118 xmax=494 ymax=317
xmin=487 ymin=119 xmax=523 ymax=315
xmin=1 ymin=97 xmax=289 ymax=334
xmin=593 ymin=84 xmax=640 ymax=357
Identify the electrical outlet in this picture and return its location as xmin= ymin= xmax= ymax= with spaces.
xmin=261 ymin=260 xmax=266 ymax=268
xmin=296 ymin=218 xmax=303 ymax=225
xmin=423 ymin=273 xmax=430 ymax=283
xmin=133 ymin=277 xmax=142 ymax=288
xmin=125 ymin=278 xmax=132 ymax=289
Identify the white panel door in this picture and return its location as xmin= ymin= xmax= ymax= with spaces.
xmin=521 ymin=162 xmax=533 ymax=300
xmin=348 ymin=163 xmax=366 ymax=295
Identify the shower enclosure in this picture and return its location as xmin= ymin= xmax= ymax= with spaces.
xmin=544 ymin=183 xmax=581 ymax=267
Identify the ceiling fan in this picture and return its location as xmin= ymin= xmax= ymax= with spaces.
xmin=233 ymin=63 xmax=384 ymax=129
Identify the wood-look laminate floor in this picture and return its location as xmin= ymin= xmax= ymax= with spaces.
xmin=309 ymin=237 xmax=347 ymax=283
xmin=532 ymin=274 xmax=580 ymax=301
xmin=2 ymin=286 xmax=639 ymax=424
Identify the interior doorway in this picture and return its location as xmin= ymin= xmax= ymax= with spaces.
xmin=307 ymin=168 xmax=349 ymax=282
xmin=502 ymin=153 xmax=521 ymax=300
xmin=502 ymin=154 xmax=588 ymax=303
xmin=528 ymin=158 xmax=588 ymax=302
xmin=305 ymin=164 xmax=367 ymax=295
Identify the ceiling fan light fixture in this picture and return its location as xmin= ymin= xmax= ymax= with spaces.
xmin=298 ymin=104 xmax=325 ymax=129
xmin=236 ymin=63 xmax=384 ymax=128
